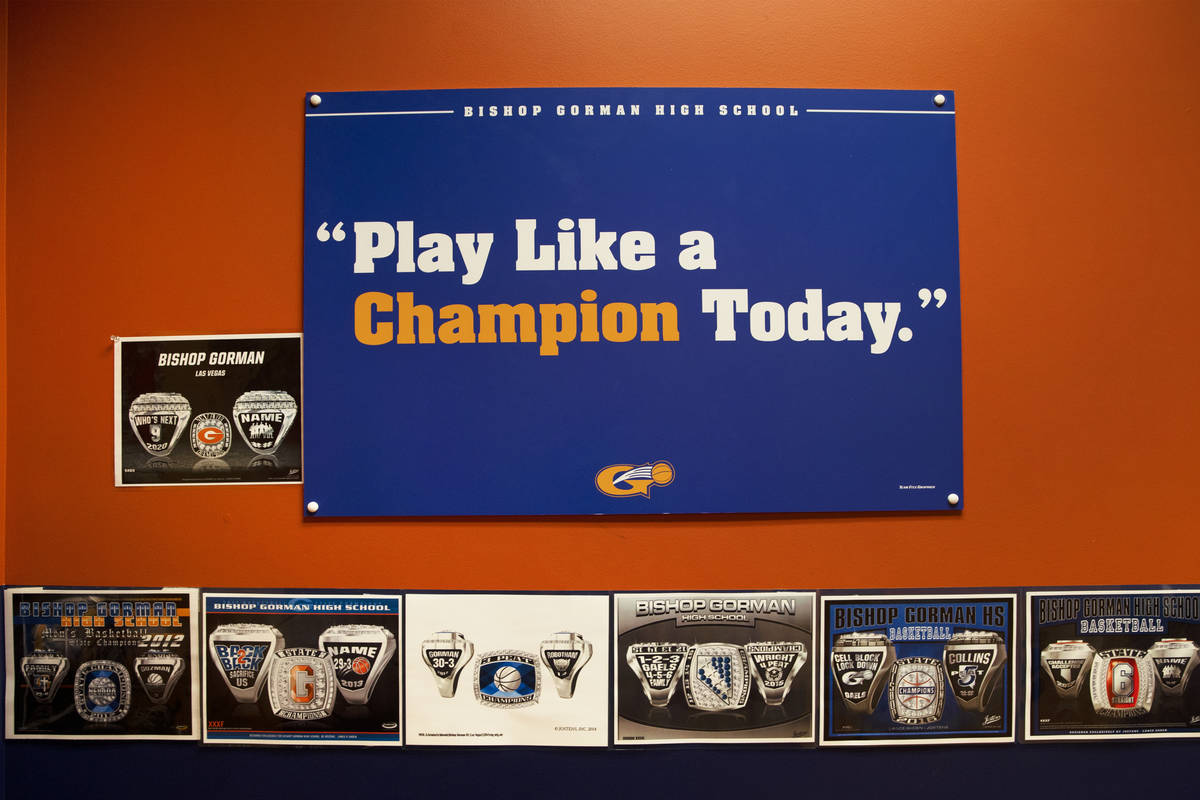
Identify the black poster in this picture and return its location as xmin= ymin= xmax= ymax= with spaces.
xmin=115 ymin=333 xmax=301 ymax=485
xmin=5 ymin=587 xmax=199 ymax=739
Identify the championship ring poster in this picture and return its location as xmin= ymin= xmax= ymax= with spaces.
xmin=4 ymin=587 xmax=200 ymax=740
xmin=405 ymin=593 xmax=609 ymax=747
xmin=1026 ymin=588 xmax=1200 ymax=741
xmin=114 ymin=333 xmax=302 ymax=485
xmin=614 ymin=591 xmax=816 ymax=745
xmin=202 ymin=592 xmax=402 ymax=746
xmin=820 ymin=592 xmax=1016 ymax=746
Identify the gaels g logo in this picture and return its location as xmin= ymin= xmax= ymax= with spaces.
xmin=596 ymin=460 xmax=675 ymax=498
xmin=190 ymin=412 xmax=232 ymax=458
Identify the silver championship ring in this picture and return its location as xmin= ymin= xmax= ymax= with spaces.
xmin=1090 ymin=649 xmax=1154 ymax=717
xmin=318 ymin=624 xmax=397 ymax=705
xmin=830 ymin=632 xmax=896 ymax=714
xmin=889 ymin=657 xmax=945 ymax=725
xmin=943 ymin=630 xmax=1007 ymax=712
xmin=209 ymin=623 xmax=285 ymax=703
xmin=1040 ymin=640 xmax=1096 ymax=699
xmin=474 ymin=650 xmax=540 ymax=708
xmin=1147 ymin=638 xmax=1200 ymax=696
xmin=421 ymin=631 xmax=474 ymax=698
xmin=134 ymin=649 xmax=186 ymax=704
xmin=683 ymin=643 xmax=752 ymax=711
xmin=21 ymin=649 xmax=69 ymax=703
xmin=267 ymin=648 xmax=337 ymax=720
xmin=128 ymin=392 xmax=191 ymax=456
xmin=745 ymin=641 xmax=807 ymax=706
xmin=626 ymin=642 xmax=689 ymax=708
xmin=233 ymin=390 xmax=298 ymax=455
xmin=74 ymin=660 xmax=132 ymax=723
xmin=539 ymin=632 xmax=592 ymax=699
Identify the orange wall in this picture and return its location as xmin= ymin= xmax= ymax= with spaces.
xmin=5 ymin=0 xmax=1199 ymax=591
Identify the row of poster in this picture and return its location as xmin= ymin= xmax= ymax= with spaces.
xmin=6 ymin=587 xmax=1200 ymax=746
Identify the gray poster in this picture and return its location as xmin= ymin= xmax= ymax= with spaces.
xmin=614 ymin=591 xmax=816 ymax=744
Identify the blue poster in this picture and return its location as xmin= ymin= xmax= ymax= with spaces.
xmin=303 ymin=88 xmax=962 ymax=516
xmin=820 ymin=593 xmax=1016 ymax=745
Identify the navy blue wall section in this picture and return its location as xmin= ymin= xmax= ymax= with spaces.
xmin=5 ymin=741 xmax=1179 ymax=800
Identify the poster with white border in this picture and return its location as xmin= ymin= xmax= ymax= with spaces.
xmin=5 ymin=586 xmax=200 ymax=740
xmin=202 ymin=592 xmax=402 ymax=746
xmin=820 ymin=591 xmax=1017 ymax=746
xmin=613 ymin=591 xmax=816 ymax=745
xmin=1025 ymin=588 xmax=1200 ymax=741
xmin=405 ymin=593 xmax=608 ymax=747
xmin=114 ymin=333 xmax=302 ymax=486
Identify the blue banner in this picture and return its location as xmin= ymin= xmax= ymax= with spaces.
xmin=303 ymin=88 xmax=962 ymax=516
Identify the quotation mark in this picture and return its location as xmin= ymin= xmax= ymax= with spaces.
xmin=918 ymin=288 xmax=948 ymax=308
xmin=316 ymin=222 xmax=346 ymax=242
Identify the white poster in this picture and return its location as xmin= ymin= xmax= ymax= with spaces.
xmin=405 ymin=593 xmax=609 ymax=746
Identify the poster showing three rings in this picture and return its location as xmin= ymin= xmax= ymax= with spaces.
xmin=404 ymin=593 xmax=609 ymax=746
xmin=820 ymin=592 xmax=1016 ymax=745
xmin=1025 ymin=588 xmax=1200 ymax=740
xmin=4 ymin=587 xmax=200 ymax=739
xmin=202 ymin=592 xmax=402 ymax=746
xmin=613 ymin=591 xmax=817 ymax=744
xmin=114 ymin=333 xmax=302 ymax=485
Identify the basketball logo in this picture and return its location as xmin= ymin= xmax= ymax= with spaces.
xmin=493 ymin=666 xmax=522 ymax=692
xmin=596 ymin=460 xmax=675 ymax=498
xmin=352 ymin=656 xmax=371 ymax=675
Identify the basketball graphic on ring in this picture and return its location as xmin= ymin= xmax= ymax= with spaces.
xmin=651 ymin=461 xmax=674 ymax=486
xmin=899 ymin=667 xmax=938 ymax=710
xmin=493 ymin=666 xmax=522 ymax=692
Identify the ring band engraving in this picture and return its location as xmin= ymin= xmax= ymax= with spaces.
xmin=318 ymin=624 xmax=397 ymax=705
xmin=233 ymin=390 xmax=298 ymax=455
xmin=539 ymin=632 xmax=592 ymax=699
xmin=1146 ymin=638 xmax=1200 ymax=696
xmin=421 ymin=631 xmax=474 ymax=698
xmin=943 ymin=630 xmax=1007 ymax=712
xmin=134 ymin=649 xmax=186 ymax=704
xmin=209 ymin=623 xmax=285 ymax=703
xmin=21 ymin=649 xmax=70 ymax=704
xmin=128 ymin=392 xmax=191 ymax=456
xmin=1039 ymin=640 xmax=1096 ymax=699
xmin=745 ymin=641 xmax=807 ymax=706
xmin=831 ymin=632 xmax=896 ymax=714
xmin=626 ymin=642 xmax=689 ymax=708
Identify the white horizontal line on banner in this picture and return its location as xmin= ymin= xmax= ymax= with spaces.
xmin=305 ymin=110 xmax=455 ymax=117
xmin=806 ymin=109 xmax=955 ymax=115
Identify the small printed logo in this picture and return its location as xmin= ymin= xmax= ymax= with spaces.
xmin=595 ymin=460 xmax=675 ymax=498
xmin=957 ymin=664 xmax=978 ymax=686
